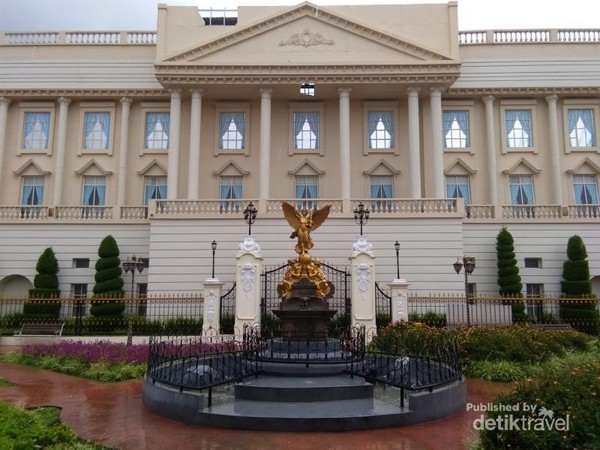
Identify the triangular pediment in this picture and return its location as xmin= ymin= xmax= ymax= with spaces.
xmin=74 ymin=159 xmax=113 ymax=176
xmin=363 ymin=160 xmax=400 ymax=176
xmin=13 ymin=159 xmax=51 ymax=176
xmin=137 ymin=159 xmax=167 ymax=176
xmin=444 ymin=158 xmax=477 ymax=175
xmin=566 ymin=157 xmax=600 ymax=175
xmin=288 ymin=159 xmax=325 ymax=176
xmin=501 ymin=158 xmax=541 ymax=176
xmin=212 ymin=160 xmax=250 ymax=176
xmin=163 ymin=2 xmax=452 ymax=66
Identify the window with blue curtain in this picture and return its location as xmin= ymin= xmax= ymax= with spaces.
xmin=293 ymin=112 xmax=319 ymax=149
xmin=445 ymin=175 xmax=471 ymax=204
xmin=82 ymin=176 xmax=106 ymax=206
xmin=23 ymin=112 xmax=50 ymax=150
xmin=144 ymin=176 xmax=167 ymax=205
xmin=568 ymin=109 xmax=596 ymax=147
xmin=509 ymin=175 xmax=535 ymax=205
xmin=83 ymin=112 xmax=110 ymax=150
xmin=219 ymin=112 xmax=245 ymax=150
xmin=573 ymin=175 xmax=599 ymax=204
xmin=367 ymin=111 xmax=394 ymax=149
xmin=295 ymin=175 xmax=319 ymax=209
xmin=505 ymin=110 xmax=532 ymax=148
xmin=443 ymin=110 xmax=469 ymax=148
xmin=145 ymin=112 xmax=170 ymax=150
xmin=21 ymin=176 xmax=44 ymax=206
xmin=219 ymin=176 xmax=243 ymax=212
xmin=370 ymin=175 xmax=393 ymax=211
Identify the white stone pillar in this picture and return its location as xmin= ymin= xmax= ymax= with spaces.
xmin=430 ymin=87 xmax=445 ymax=198
xmin=187 ymin=89 xmax=203 ymax=199
xmin=167 ymin=89 xmax=181 ymax=200
xmin=388 ymin=279 xmax=410 ymax=324
xmin=407 ymin=88 xmax=422 ymax=198
xmin=483 ymin=96 xmax=498 ymax=205
xmin=259 ymin=89 xmax=272 ymax=209
xmin=53 ymin=97 xmax=71 ymax=205
xmin=117 ymin=98 xmax=132 ymax=206
xmin=339 ymin=88 xmax=351 ymax=201
xmin=545 ymin=95 xmax=563 ymax=204
xmin=0 ymin=98 xmax=11 ymax=188
xmin=349 ymin=236 xmax=377 ymax=341
xmin=234 ymin=237 xmax=263 ymax=334
xmin=202 ymin=278 xmax=224 ymax=335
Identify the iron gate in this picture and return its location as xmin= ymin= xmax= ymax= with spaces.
xmin=260 ymin=262 xmax=351 ymax=318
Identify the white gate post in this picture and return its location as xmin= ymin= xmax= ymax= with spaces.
xmin=388 ymin=279 xmax=410 ymax=324
xmin=202 ymin=278 xmax=224 ymax=335
xmin=349 ymin=236 xmax=377 ymax=340
xmin=234 ymin=237 xmax=263 ymax=334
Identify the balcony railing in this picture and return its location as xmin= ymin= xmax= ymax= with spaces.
xmin=502 ymin=204 xmax=563 ymax=219
xmin=0 ymin=31 xmax=157 ymax=46
xmin=459 ymin=28 xmax=600 ymax=45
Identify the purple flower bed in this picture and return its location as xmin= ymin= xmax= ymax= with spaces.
xmin=21 ymin=340 xmax=149 ymax=365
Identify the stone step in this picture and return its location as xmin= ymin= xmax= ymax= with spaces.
xmin=199 ymin=397 xmax=411 ymax=431
xmin=235 ymin=374 xmax=373 ymax=402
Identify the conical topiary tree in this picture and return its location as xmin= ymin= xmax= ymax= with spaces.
xmin=560 ymin=235 xmax=599 ymax=334
xmin=25 ymin=247 xmax=61 ymax=318
xmin=90 ymin=235 xmax=125 ymax=318
xmin=496 ymin=227 xmax=526 ymax=322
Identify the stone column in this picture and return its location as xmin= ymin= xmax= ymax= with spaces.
xmin=167 ymin=89 xmax=181 ymax=200
xmin=430 ymin=87 xmax=445 ymax=198
xmin=234 ymin=237 xmax=263 ymax=333
xmin=187 ymin=89 xmax=203 ymax=200
xmin=202 ymin=278 xmax=224 ymax=335
xmin=388 ymin=279 xmax=410 ymax=324
xmin=53 ymin=97 xmax=71 ymax=205
xmin=483 ymin=96 xmax=498 ymax=204
xmin=407 ymin=88 xmax=422 ymax=198
xmin=545 ymin=95 xmax=563 ymax=204
xmin=349 ymin=236 xmax=377 ymax=341
xmin=259 ymin=88 xmax=272 ymax=212
xmin=0 ymin=98 xmax=10 ymax=188
xmin=339 ymin=88 xmax=351 ymax=208
xmin=117 ymin=98 xmax=132 ymax=206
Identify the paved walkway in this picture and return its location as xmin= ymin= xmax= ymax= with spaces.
xmin=0 ymin=358 xmax=511 ymax=450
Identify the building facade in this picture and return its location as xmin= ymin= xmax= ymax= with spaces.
xmin=0 ymin=2 xmax=598 ymax=298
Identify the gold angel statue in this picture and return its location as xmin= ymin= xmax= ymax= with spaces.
xmin=282 ymin=202 xmax=331 ymax=256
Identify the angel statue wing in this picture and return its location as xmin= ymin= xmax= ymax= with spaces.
xmin=310 ymin=204 xmax=331 ymax=232
xmin=282 ymin=201 xmax=302 ymax=231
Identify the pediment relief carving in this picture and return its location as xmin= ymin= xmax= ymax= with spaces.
xmin=279 ymin=27 xmax=334 ymax=47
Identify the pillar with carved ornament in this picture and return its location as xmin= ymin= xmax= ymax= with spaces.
xmin=234 ymin=236 xmax=263 ymax=333
xmin=349 ymin=236 xmax=377 ymax=341
xmin=202 ymin=278 xmax=224 ymax=335
xmin=388 ymin=279 xmax=410 ymax=324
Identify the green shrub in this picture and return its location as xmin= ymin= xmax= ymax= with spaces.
xmin=370 ymin=322 xmax=458 ymax=357
xmin=29 ymin=247 xmax=60 ymax=299
xmin=92 ymin=235 xmax=124 ymax=300
xmin=22 ymin=301 xmax=61 ymax=318
xmin=162 ymin=317 xmax=203 ymax=334
xmin=82 ymin=316 xmax=126 ymax=333
xmin=409 ymin=311 xmax=447 ymax=327
xmin=376 ymin=313 xmax=391 ymax=329
xmin=496 ymin=227 xmax=527 ymax=322
xmin=89 ymin=301 xmax=125 ymax=317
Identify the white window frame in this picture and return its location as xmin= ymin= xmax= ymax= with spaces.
xmin=500 ymin=100 xmax=539 ymax=154
xmin=445 ymin=175 xmax=471 ymax=205
xmin=295 ymin=175 xmax=319 ymax=209
xmin=572 ymin=174 xmax=599 ymax=205
xmin=81 ymin=176 xmax=107 ymax=206
xmin=17 ymin=103 xmax=55 ymax=156
xmin=143 ymin=176 xmax=168 ymax=205
xmin=509 ymin=174 xmax=536 ymax=205
xmin=215 ymin=103 xmax=250 ymax=156
xmin=219 ymin=175 xmax=243 ymax=212
xmin=78 ymin=102 xmax=115 ymax=155
xmin=363 ymin=102 xmax=398 ymax=155
xmin=141 ymin=103 xmax=170 ymax=154
xmin=289 ymin=103 xmax=324 ymax=156
xmin=442 ymin=101 xmax=475 ymax=154
xmin=562 ymin=100 xmax=600 ymax=154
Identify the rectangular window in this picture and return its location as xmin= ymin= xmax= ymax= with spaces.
xmin=293 ymin=112 xmax=320 ymax=150
xmin=443 ymin=110 xmax=470 ymax=148
xmin=526 ymin=283 xmax=543 ymax=321
xmin=21 ymin=176 xmax=44 ymax=206
xmin=445 ymin=175 xmax=471 ymax=204
xmin=219 ymin=112 xmax=245 ymax=150
xmin=82 ymin=176 xmax=106 ymax=206
xmin=367 ymin=111 xmax=394 ymax=149
xmin=22 ymin=112 xmax=51 ymax=150
xmin=370 ymin=175 xmax=393 ymax=212
xmin=144 ymin=112 xmax=170 ymax=150
xmin=509 ymin=175 xmax=535 ymax=205
xmin=568 ymin=109 xmax=596 ymax=148
xmin=295 ymin=175 xmax=319 ymax=209
xmin=524 ymin=257 xmax=542 ymax=268
xmin=505 ymin=110 xmax=532 ymax=148
xmin=219 ymin=176 xmax=242 ymax=212
xmin=83 ymin=111 xmax=111 ymax=150
xmin=526 ymin=283 xmax=543 ymax=298
xmin=71 ymin=283 xmax=88 ymax=298
xmin=144 ymin=176 xmax=167 ymax=205
xmin=573 ymin=175 xmax=599 ymax=204
xmin=72 ymin=258 xmax=90 ymax=269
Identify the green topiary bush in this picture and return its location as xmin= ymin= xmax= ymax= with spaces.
xmin=28 ymin=247 xmax=60 ymax=299
xmin=91 ymin=235 xmax=125 ymax=318
xmin=496 ymin=227 xmax=527 ymax=322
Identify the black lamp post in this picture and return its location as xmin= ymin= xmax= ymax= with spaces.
xmin=243 ymin=201 xmax=258 ymax=236
xmin=394 ymin=241 xmax=401 ymax=279
xmin=123 ymin=256 xmax=145 ymax=346
xmin=353 ymin=202 xmax=370 ymax=236
xmin=453 ymin=256 xmax=476 ymax=326
xmin=211 ymin=240 xmax=217 ymax=279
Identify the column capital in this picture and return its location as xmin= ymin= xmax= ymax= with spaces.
xmin=429 ymin=86 xmax=444 ymax=97
xmin=545 ymin=94 xmax=559 ymax=105
xmin=338 ymin=87 xmax=352 ymax=97
xmin=190 ymin=89 xmax=204 ymax=97
xmin=119 ymin=97 xmax=132 ymax=107
xmin=259 ymin=88 xmax=273 ymax=98
xmin=57 ymin=97 xmax=71 ymax=107
xmin=407 ymin=87 xmax=420 ymax=97
xmin=482 ymin=95 xmax=495 ymax=105
xmin=169 ymin=89 xmax=182 ymax=98
xmin=0 ymin=97 xmax=11 ymax=107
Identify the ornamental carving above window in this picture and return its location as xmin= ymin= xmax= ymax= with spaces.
xmin=279 ymin=28 xmax=335 ymax=47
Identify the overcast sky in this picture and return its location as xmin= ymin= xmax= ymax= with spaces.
xmin=1 ymin=0 xmax=599 ymax=32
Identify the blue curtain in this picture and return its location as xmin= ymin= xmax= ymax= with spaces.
xmin=293 ymin=112 xmax=319 ymax=148
xmin=443 ymin=111 xmax=469 ymax=147
xmin=220 ymin=113 xmax=245 ymax=148
xmin=574 ymin=178 xmax=599 ymax=204
xmin=83 ymin=182 xmax=105 ymax=206
xmin=569 ymin=110 xmax=596 ymax=146
xmin=145 ymin=112 xmax=170 ymax=148
xmin=84 ymin=112 xmax=110 ymax=149
xmin=367 ymin=112 xmax=393 ymax=148
xmin=505 ymin=110 xmax=531 ymax=147
xmin=21 ymin=185 xmax=33 ymax=205
xmin=23 ymin=112 xmax=50 ymax=149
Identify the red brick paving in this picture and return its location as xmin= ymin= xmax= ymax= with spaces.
xmin=0 ymin=359 xmax=512 ymax=450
